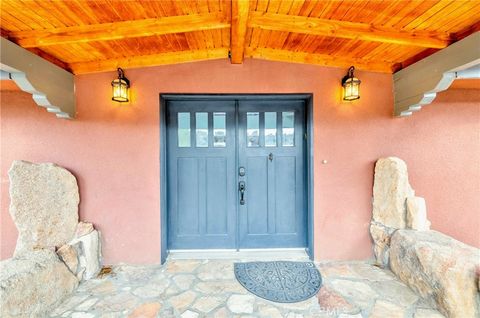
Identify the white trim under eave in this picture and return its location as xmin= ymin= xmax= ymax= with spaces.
xmin=393 ymin=32 xmax=480 ymax=117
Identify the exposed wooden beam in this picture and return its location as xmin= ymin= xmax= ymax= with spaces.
xmin=70 ymin=48 xmax=229 ymax=74
xmin=8 ymin=13 xmax=230 ymax=48
xmin=230 ymin=0 xmax=250 ymax=64
xmin=248 ymin=12 xmax=451 ymax=49
xmin=245 ymin=47 xmax=393 ymax=73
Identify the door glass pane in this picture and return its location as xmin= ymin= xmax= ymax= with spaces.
xmin=178 ymin=112 xmax=191 ymax=147
xmin=196 ymin=112 xmax=208 ymax=147
xmin=282 ymin=111 xmax=295 ymax=147
xmin=247 ymin=112 xmax=260 ymax=147
xmin=264 ymin=112 xmax=277 ymax=147
xmin=213 ymin=112 xmax=226 ymax=147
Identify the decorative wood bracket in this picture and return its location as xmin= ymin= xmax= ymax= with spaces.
xmin=393 ymin=32 xmax=480 ymax=117
xmin=0 ymin=37 xmax=75 ymax=119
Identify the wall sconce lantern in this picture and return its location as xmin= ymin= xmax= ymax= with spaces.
xmin=111 ymin=67 xmax=130 ymax=102
xmin=342 ymin=66 xmax=361 ymax=101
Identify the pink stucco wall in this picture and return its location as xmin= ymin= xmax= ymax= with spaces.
xmin=1 ymin=59 xmax=479 ymax=264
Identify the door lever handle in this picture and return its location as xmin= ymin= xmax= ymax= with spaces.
xmin=239 ymin=181 xmax=246 ymax=205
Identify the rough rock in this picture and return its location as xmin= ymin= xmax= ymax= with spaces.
xmin=76 ymin=221 xmax=94 ymax=237
xmin=71 ymin=229 xmax=102 ymax=280
xmin=389 ymin=229 xmax=480 ymax=318
xmin=372 ymin=157 xmax=414 ymax=228
xmin=9 ymin=160 xmax=79 ymax=256
xmin=406 ymin=197 xmax=431 ymax=230
xmin=369 ymin=222 xmax=395 ymax=267
xmin=57 ymin=244 xmax=79 ymax=274
xmin=0 ymin=249 xmax=78 ymax=317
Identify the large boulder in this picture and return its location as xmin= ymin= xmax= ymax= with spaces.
xmin=0 ymin=249 xmax=78 ymax=317
xmin=390 ymin=229 xmax=480 ymax=318
xmin=372 ymin=157 xmax=414 ymax=228
xmin=9 ymin=160 xmax=79 ymax=255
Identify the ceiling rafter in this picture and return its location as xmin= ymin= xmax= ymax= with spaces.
xmin=248 ymin=12 xmax=452 ymax=49
xmin=70 ymin=48 xmax=229 ymax=74
xmin=230 ymin=0 xmax=250 ymax=64
xmin=6 ymin=12 xmax=230 ymax=48
xmin=245 ymin=47 xmax=393 ymax=73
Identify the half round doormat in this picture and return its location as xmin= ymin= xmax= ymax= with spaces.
xmin=234 ymin=261 xmax=322 ymax=303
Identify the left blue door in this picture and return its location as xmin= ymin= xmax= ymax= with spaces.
xmin=167 ymin=100 xmax=237 ymax=249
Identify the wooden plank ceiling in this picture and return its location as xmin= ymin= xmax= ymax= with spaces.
xmin=1 ymin=0 xmax=479 ymax=74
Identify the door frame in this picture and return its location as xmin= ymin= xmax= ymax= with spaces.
xmin=159 ymin=94 xmax=314 ymax=264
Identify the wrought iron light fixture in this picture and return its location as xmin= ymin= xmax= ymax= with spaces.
xmin=342 ymin=66 xmax=361 ymax=101
xmin=111 ymin=67 xmax=130 ymax=102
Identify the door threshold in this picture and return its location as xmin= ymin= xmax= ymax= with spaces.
xmin=168 ymin=248 xmax=310 ymax=261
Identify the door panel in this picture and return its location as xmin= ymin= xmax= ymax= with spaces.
xmin=246 ymin=156 xmax=269 ymax=234
xmin=167 ymin=100 xmax=237 ymax=249
xmin=238 ymin=100 xmax=306 ymax=248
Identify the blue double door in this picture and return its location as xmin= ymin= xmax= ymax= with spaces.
xmin=167 ymin=98 xmax=306 ymax=250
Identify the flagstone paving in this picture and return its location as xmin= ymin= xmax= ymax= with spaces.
xmin=49 ymin=259 xmax=445 ymax=318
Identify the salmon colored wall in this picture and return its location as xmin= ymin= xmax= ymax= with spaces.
xmin=1 ymin=59 xmax=479 ymax=264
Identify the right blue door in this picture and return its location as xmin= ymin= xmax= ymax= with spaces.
xmin=238 ymin=100 xmax=307 ymax=248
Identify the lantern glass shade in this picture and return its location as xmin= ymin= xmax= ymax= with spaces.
xmin=111 ymin=68 xmax=130 ymax=102
xmin=342 ymin=66 xmax=361 ymax=101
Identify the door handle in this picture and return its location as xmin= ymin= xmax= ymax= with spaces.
xmin=239 ymin=181 xmax=246 ymax=205
xmin=268 ymin=153 xmax=273 ymax=162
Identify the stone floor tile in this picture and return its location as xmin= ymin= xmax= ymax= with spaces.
xmin=369 ymin=300 xmax=404 ymax=318
xmin=316 ymin=263 xmax=362 ymax=279
xmin=349 ymin=263 xmax=396 ymax=281
xmin=180 ymin=309 xmax=199 ymax=318
xmin=317 ymin=286 xmax=359 ymax=315
xmin=173 ymin=274 xmax=196 ymax=290
xmin=257 ymin=303 xmax=283 ymax=318
xmin=71 ymin=313 xmax=95 ymax=318
xmin=127 ymin=302 xmax=162 ymax=318
xmin=50 ymin=294 xmax=90 ymax=315
xmin=197 ymin=261 xmax=235 ymax=280
xmin=370 ymin=279 xmax=418 ymax=307
xmin=132 ymin=281 xmax=169 ymax=298
xmin=93 ymin=292 xmax=138 ymax=312
xmin=169 ymin=290 xmax=197 ymax=312
xmin=166 ymin=260 xmax=202 ymax=273
xmin=285 ymin=313 xmax=304 ymax=318
xmin=191 ymin=295 xmax=224 ymax=313
xmin=414 ymin=308 xmax=446 ymax=318
xmin=75 ymin=297 xmax=98 ymax=311
xmin=212 ymin=307 xmax=230 ymax=318
xmin=195 ymin=280 xmax=246 ymax=295
xmin=227 ymin=294 xmax=255 ymax=314
xmin=329 ymin=279 xmax=377 ymax=308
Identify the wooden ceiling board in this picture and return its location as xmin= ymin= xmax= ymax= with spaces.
xmin=380 ymin=0 xmax=441 ymax=29
xmin=435 ymin=3 xmax=480 ymax=33
xmin=1 ymin=0 xmax=479 ymax=74
xmin=265 ymin=0 xmax=300 ymax=49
